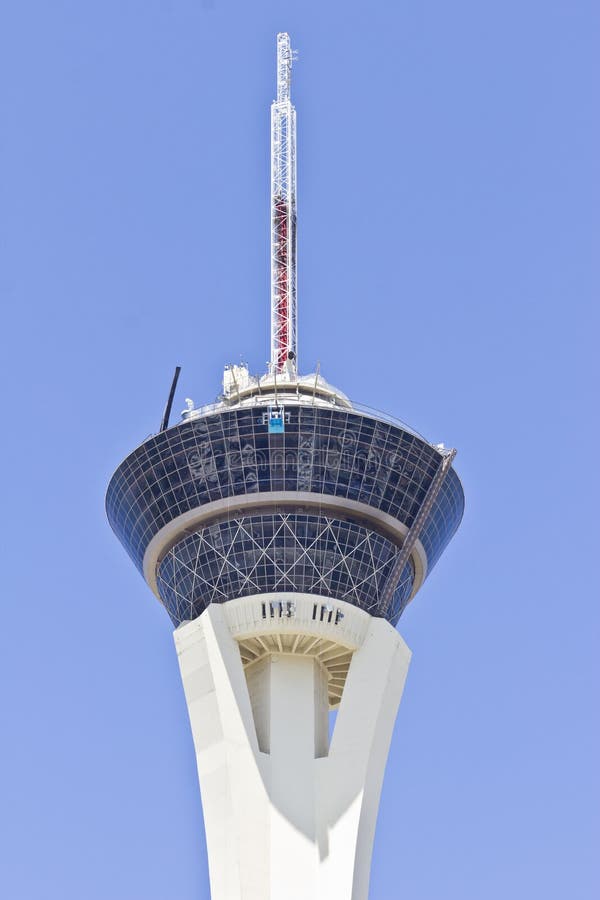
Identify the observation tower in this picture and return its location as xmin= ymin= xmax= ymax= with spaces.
xmin=106 ymin=33 xmax=464 ymax=900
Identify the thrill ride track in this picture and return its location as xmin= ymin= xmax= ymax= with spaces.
xmin=272 ymin=194 xmax=297 ymax=372
xmin=270 ymin=32 xmax=297 ymax=374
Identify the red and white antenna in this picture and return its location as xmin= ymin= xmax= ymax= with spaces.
xmin=270 ymin=33 xmax=297 ymax=374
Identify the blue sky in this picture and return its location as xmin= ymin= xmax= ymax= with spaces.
xmin=1 ymin=1 xmax=598 ymax=898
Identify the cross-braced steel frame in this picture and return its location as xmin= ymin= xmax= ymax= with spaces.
xmin=271 ymin=32 xmax=298 ymax=374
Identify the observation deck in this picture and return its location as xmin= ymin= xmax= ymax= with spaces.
xmin=106 ymin=369 xmax=464 ymax=628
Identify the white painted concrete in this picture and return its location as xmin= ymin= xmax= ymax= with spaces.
xmin=174 ymin=597 xmax=411 ymax=900
xmin=224 ymin=592 xmax=370 ymax=652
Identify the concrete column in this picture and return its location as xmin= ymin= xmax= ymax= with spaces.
xmin=174 ymin=602 xmax=411 ymax=900
xmin=269 ymin=654 xmax=327 ymax=899
xmin=316 ymin=617 xmax=411 ymax=900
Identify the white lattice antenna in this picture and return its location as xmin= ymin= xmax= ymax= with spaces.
xmin=270 ymin=32 xmax=298 ymax=374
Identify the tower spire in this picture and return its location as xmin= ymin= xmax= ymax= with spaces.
xmin=270 ymin=32 xmax=297 ymax=374
xmin=106 ymin=33 xmax=465 ymax=900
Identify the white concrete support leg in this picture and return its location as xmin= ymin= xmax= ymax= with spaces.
xmin=174 ymin=603 xmax=411 ymax=900
xmin=317 ymin=617 xmax=411 ymax=900
xmin=175 ymin=601 xmax=270 ymax=899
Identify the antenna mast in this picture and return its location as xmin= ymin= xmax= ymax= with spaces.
xmin=271 ymin=32 xmax=297 ymax=374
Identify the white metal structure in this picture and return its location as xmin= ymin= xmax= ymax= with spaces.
xmin=175 ymin=595 xmax=411 ymax=900
xmin=270 ymin=32 xmax=297 ymax=374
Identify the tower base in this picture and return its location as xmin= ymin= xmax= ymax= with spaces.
xmin=174 ymin=595 xmax=411 ymax=900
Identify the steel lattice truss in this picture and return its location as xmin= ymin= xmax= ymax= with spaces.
xmin=270 ymin=32 xmax=297 ymax=373
xmin=156 ymin=513 xmax=414 ymax=625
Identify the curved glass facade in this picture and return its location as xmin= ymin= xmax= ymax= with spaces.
xmin=106 ymin=404 xmax=464 ymax=623
xmin=156 ymin=513 xmax=414 ymax=626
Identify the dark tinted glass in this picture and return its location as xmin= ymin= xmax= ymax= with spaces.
xmin=106 ymin=405 xmax=464 ymax=623
xmin=156 ymin=513 xmax=414 ymax=627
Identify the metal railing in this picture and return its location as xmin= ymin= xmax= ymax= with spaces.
xmin=177 ymin=392 xmax=431 ymax=445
